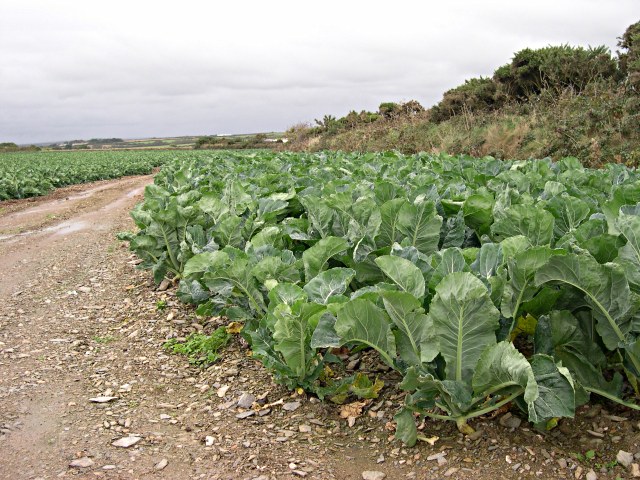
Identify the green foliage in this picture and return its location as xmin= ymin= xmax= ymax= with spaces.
xmin=294 ymin=22 xmax=639 ymax=165
xmin=431 ymin=77 xmax=502 ymax=123
xmin=494 ymin=45 xmax=617 ymax=99
xmin=618 ymin=20 xmax=640 ymax=87
xmin=163 ymin=327 xmax=231 ymax=366
xmin=0 ymin=150 xmax=165 ymax=200
xmin=125 ymin=149 xmax=640 ymax=445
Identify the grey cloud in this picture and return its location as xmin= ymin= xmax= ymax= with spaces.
xmin=0 ymin=0 xmax=637 ymax=144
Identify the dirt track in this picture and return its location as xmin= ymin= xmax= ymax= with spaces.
xmin=1 ymin=176 xmax=639 ymax=480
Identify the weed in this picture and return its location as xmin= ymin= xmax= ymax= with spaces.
xmin=92 ymin=335 xmax=116 ymax=344
xmin=163 ymin=327 xmax=230 ymax=367
xmin=156 ymin=300 xmax=168 ymax=311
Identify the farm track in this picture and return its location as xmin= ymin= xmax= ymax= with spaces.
xmin=0 ymin=176 xmax=639 ymax=479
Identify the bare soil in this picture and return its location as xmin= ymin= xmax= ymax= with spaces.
xmin=1 ymin=176 xmax=639 ymax=480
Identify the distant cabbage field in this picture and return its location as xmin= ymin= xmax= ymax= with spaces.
xmin=0 ymin=150 xmax=170 ymax=200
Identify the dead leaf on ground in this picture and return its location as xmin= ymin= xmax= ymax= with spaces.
xmin=340 ymin=401 xmax=367 ymax=420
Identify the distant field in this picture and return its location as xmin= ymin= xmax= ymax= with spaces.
xmin=40 ymin=132 xmax=286 ymax=151
xmin=0 ymin=150 xmax=169 ymax=200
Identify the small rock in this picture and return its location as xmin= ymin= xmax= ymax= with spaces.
xmin=586 ymin=469 xmax=597 ymax=480
xmin=292 ymin=471 xmax=308 ymax=478
xmin=631 ymin=463 xmax=640 ymax=477
xmin=444 ymin=468 xmax=459 ymax=477
xmin=224 ymin=368 xmax=239 ymax=377
xmin=236 ymin=411 xmax=255 ymax=419
xmin=427 ymin=452 xmax=446 ymax=461
xmin=499 ymin=413 xmax=522 ymax=429
xmin=78 ymin=286 xmax=91 ymax=293
xmin=89 ymin=396 xmax=118 ymax=403
xmin=362 ymin=471 xmax=386 ymax=480
xmin=237 ymin=393 xmax=256 ymax=409
xmin=575 ymin=466 xmax=583 ymax=479
xmin=558 ymin=458 xmax=568 ymax=469
xmin=468 ymin=430 xmax=483 ymax=441
xmin=111 ymin=436 xmax=141 ymax=448
xmin=217 ymin=385 xmax=229 ymax=397
xmin=158 ymin=279 xmax=171 ymax=291
xmin=69 ymin=457 xmax=94 ymax=468
xmin=617 ymin=450 xmax=634 ymax=468
xmin=283 ymin=401 xmax=301 ymax=412
xmin=102 ymin=465 xmax=116 ymax=470
xmin=155 ymin=459 xmax=168 ymax=470
xmin=606 ymin=415 xmax=628 ymax=422
xmin=205 ymin=436 xmax=214 ymax=447
xmin=299 ymin=424 xmax=312 ymax=433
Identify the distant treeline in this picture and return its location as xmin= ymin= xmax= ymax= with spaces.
xmin=0 ymin=142 xmax=41 ymax=152
xmin=194 ymin=133 xmax=284 ymax=150
xmin=287 ymin=21 xmax=640 ymax=167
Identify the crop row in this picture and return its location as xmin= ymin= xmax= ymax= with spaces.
xmin=0 ymin=150 xmax=173 ymax=200
xmin=123 ymin=150 xmax=640 ymax=444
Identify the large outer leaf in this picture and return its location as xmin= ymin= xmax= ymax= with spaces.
xmin=602 ymin=181 xmax=640 ymax=234
xmin=428 ymin=248 xmax=469 ymax=292
xmin=302 ymin=236 xmax=349 ymax=281
xmin=491 ymin=204 xmax=554 ymax=245
xmin=303 ymin=268 xmax=356 ymax=304
xmin=440 ymin=211 xmax=466 ymax=249
xmin=348 ymin=197 xmax=382 ymax=261
xmin=471 ymin=242 xmax=503 ymax=278
xmin=545 ymin=195 xmax=590 ymax=237
xmin=526 ymin=355 xmax=575 ymax=423
xmin=299 ymin=196 xmax=334 ymax=238
xmin=500 ymin=246 xmax=554 ymax=320
xmin=273 ymin=301 xmax=326 ymax=380
xmin=463 ymin=192 xmax=494 ymax=236
xmin=183 ymin=251 xmax=229 ymax=278
xmin=535 ymin=253 xmax=634 ymax=350
xmin=394 ymin=409 xmax=418 ymax=447
xmin=377 ymin=198 xmax=408 ymax=248
xmin=472 ymin=341 xmax=536 ymax=403
xmin=397 ymin=197 xmax=443 ymax=255
xmin=535 ymin=311 xmax=619 ymax=405
xmin=381 ymin=291 xmax=435 ymax=366
xmin=616 ymin=205 xmax=640 ymax=292
xmin=310 ymin=312 xmax=341 ymax=349
xmin=197 ymin=193 xmax=229 ymax=223
xmin=429 ymin=272 xmax=500 ymax=382
xmin=375 ymin=255 xmax=425 ymax=299
xmin=203 ymin=253 xmax=266 ymax=314
xmin=213 ymin=215 xmax=245 ymax=248
xmin=334 ymin=298 xmax=396 ymax=367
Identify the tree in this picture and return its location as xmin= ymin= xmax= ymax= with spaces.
xmin=618 ymin=21 xmax=640 ymax=89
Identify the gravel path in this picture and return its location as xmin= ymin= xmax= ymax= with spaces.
xmin=1 ymin=176 xmax=639 ymax=480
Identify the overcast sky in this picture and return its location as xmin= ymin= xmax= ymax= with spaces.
xmin=1 ymin=1 xmax=638 ymax=144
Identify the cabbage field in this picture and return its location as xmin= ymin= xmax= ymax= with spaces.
xmin=122 ymin=150 xmax=640 ymax=446
xmin=0 ymin=150 xmax=168 ymax=200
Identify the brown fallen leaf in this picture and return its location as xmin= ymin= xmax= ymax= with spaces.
xmin=339 ymin=401 xmax=367 ymax=419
